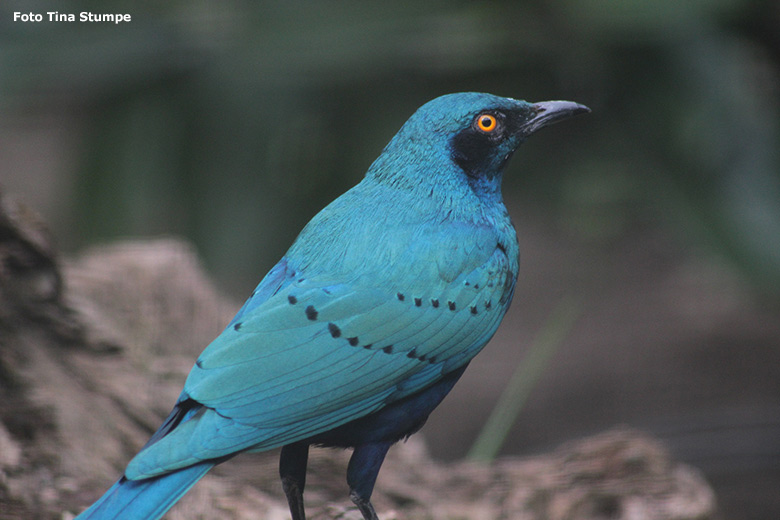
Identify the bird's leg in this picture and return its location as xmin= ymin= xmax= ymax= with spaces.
xmin=346 ymin=442 xmax=391 ymax=520
xmin=280 ymin=442 xmax=310 ymax=520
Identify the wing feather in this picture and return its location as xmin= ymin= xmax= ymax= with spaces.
xmin=127 ymin=228 xmax=516 ymax=478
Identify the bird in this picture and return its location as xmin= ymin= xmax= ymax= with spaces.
xmin=74 ymin=92 xmax=588 ymax=520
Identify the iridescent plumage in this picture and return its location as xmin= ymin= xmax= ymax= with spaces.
xmin=75 ymin=92 xmax=588 ymax=520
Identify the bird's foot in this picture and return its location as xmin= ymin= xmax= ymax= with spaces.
xmin=349 ymin=489 xmax=379 ymax=520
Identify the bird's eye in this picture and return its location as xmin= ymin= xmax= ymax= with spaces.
xmin=475 ymin=113 xmax=498 ymax=133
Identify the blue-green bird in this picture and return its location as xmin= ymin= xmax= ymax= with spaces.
xmin=75 ymin=92 xmax=588 ymax=520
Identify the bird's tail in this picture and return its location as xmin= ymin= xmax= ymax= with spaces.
xmin=74 ymin=462 xmax=215 ymax=520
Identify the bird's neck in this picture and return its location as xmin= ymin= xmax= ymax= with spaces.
xmin=364 ymin=146 xmax=507 ymax=222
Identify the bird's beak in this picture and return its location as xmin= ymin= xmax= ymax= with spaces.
xmin=519 ymin=100 xmax=590 ymax=137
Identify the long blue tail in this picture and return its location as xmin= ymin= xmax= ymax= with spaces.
xmin=74 ymin=462 xmax=215 ymax=520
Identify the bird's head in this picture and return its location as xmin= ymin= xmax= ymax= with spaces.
xmin=367 ymin=92 xmax=589 ymax=198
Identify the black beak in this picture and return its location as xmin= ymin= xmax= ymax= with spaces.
xmin=519 ymin=100 xmax=590 ymax=137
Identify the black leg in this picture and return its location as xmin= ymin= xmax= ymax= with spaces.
xmin=346 ymin=442 xmax=391 ymax=520
xmin=280 ymin=442 xmax=310 ymax=520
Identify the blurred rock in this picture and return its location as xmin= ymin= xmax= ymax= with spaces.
xmin=0 ymin=190 xmax=82 ymax=342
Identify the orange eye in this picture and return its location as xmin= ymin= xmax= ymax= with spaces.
xmin=476 ymin=113 xmax=497 ymax=133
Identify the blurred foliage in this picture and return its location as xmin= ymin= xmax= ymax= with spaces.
xmin=468 ymin=295 xmax=581 ymax=462
xmin=0 ymin=0 xmax=778 ymax=299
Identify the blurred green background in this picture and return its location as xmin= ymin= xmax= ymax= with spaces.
xmin=2 ymin=1 xmax=779 ymax=518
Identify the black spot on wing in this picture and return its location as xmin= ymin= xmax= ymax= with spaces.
xmin=470 ymin=305 xmax=478 ymax=315
xmin=382 ymin=345 xmax=394 ymax=354
xmin=414 ymin=297 xmax=422 ymax=307
xmin=348 ymin=336 xmax=359 ymax=346
xmin=288 ymin=295 xmax=298 ymax=304
xmin=328 ymin=322 xmax=341 ymax=338
xmin=431 ymin=298 xmax=440 ymax=308
xmin=396 ymin=292 xmax=405 ymax=301
xmin=403 ymin=347 xmax=438 ymax=364
xmin=305 ymin=305 xmax=318 ymax=321
xmin=233 ymin=322 xmax=242 ymax=331
xmin=447 ymin=301 xmax=456 ymax=311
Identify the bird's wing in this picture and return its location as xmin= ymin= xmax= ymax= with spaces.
xmin=126 ymin=231 xmax=514 ymax=479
